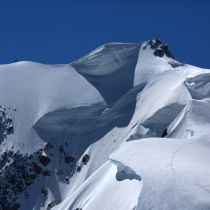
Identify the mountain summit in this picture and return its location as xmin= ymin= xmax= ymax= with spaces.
xmin=0 ymin=40 xmax=210 ymax=210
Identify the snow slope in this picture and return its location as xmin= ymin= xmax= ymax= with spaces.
xmin=0 ymin=62 xmax=106 ymax=153
xmin=110 ymin=137 xmax=210 ymax=210
xmin=0 ymin=39 xmax=210 ymax=210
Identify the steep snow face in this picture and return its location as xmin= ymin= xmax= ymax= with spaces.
xmin=168 ymin=99 xmax=210 ymax=139
xmin=185 ymin=73 xmax=210 ymax=99
xmin=72 ymin=43 xmax=140 ymax=76
xmin=127 ymin=69 xmax=191 ymax=139
xmin=1 ymin=39 xmax=210 ymax=210
xmin=72 ymin=43 xmax=140 ymax=104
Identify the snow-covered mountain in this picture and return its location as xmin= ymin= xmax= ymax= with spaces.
xmin=0 ymin=39 xmax=210 ymax=210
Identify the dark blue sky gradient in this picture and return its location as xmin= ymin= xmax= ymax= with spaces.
xmin=0 ymin=0 xmax=210 ymax=68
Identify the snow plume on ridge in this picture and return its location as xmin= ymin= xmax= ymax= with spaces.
xmin=1 ymin=39 xmax=210 ymax=210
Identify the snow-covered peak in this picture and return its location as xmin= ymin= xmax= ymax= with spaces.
xmin=0 ymin=40 xmax=210 ymax=210
xmin=133 ymin=39 xmax=184 ymax=86
xmin=143 ymin=39 xmax=175 ymax=59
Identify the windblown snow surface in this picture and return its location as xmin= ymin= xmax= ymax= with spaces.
xmin=1 ymin=39 xmax=210 ymax=210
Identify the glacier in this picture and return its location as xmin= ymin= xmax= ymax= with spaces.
xmin=0 ymin=39 xmax=210 ymax=210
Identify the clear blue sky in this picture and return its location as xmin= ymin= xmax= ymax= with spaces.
xmin=0 ymin=0 xmax=209 ymax=68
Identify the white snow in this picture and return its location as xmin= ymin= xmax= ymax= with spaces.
xmin=53 ymin=161 xmax=142 ymax=210
xmin=111 ymin=137 xmax=210 ymax=210
xmin=0 ymin=61 xmax=106 ymax=153
xmin=134 ymin=41 xmax=173 ymax=86
xmin=1 ymin=40 xmax=210 ymax=210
